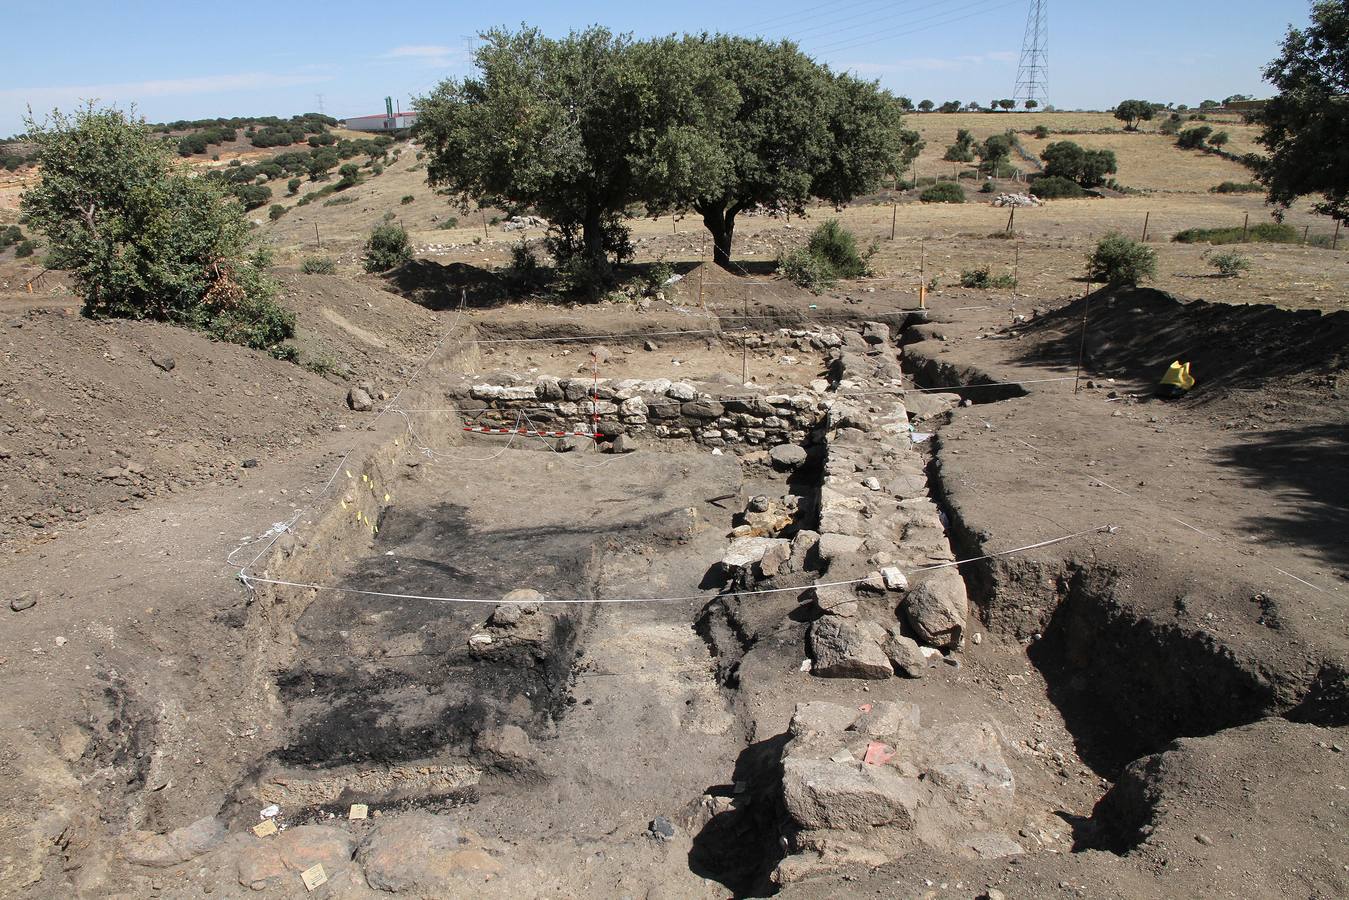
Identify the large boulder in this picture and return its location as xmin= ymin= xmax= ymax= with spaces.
xmin=123 ymin=817 xmax=226 ymax=868
xmin=782 ymin=757 xmax=920 ymax=831
xmin=237 ymin=825 xmax=354 ymax=890
xmin=808 ymin=617 xmax=893 ymax=679
xmin=883 ymin=628 xmax=927 ymax=678
xmin=904 ymin=570 xmax=967 ymax=648
xmin=357 ymin=812 xmax=501 ymax=892
xmin=769 ymin=443 xmax=808 ymax=468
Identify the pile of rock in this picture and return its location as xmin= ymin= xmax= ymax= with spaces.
xmin=500 ymin=215 xmax=548 ymax=232
xmin=450 ymin=375 xmax=824 ymax=447
xmin=989 ymin=192 xmax=1043 ymax=208
xmin=773 ymin=700 xmax=1021 ymax=885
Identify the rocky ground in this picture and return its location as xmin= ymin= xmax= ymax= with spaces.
xmin=0 ymin=258 xmax=1346 ymax=899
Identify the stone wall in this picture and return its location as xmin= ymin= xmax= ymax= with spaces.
xmin=447 ymin=374 xmax=825 ymax=448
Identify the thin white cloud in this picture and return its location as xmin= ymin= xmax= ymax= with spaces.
xmin=1 ymin=71 xmax=332 ymax=109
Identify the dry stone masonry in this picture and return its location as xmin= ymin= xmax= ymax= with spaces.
xmin=447 ymin=373 xmax=825 ymax=447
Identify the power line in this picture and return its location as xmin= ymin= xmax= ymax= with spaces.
xmin=739 ymin=0 xmax=894 ymax=36
xmin=804 ymin=0 xmax=1023 ymax=56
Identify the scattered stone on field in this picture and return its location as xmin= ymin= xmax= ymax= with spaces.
xmin=588 ymin=345 xmax=612 ymax=365
xmin=904 ymin=570 xmax=968 ymax=648
xmin=644 ymin=340 xmax=659 ymax=351
xmin=648 ymin=816 xmax=676 ymax=841
xmin=488 ymin=604 xmax=522 ymax=628
xmin=883 ymin=629 xmax=926 ymax=678
xmin=10 ymin=593 xmax=36 ymax=612
xmin=990 ymin=192 xmax=1043 ymax=208
xmin=149 ymin=353 xmax=175 ymax=372
xmin=610 ymin=433 xmax=633 ymax=453
xmin=862 ymin=322 xmax=891 ymax=345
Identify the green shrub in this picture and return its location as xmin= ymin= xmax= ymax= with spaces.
xmin=400 ymin=194 xmax=415 ymax=205
xmin=807 ymin=219 xmax=873 ymax=279
xmin=437 ymin=216 xmax=459 ymax=229
xmin=1033 ymin=124 xmax=1049 ymax=139
xmin=979 ymin=181 xmax=995 ymax=193
xmin=300 ymin=256 xmax=336 ymax=275
xmin=1087 ymin=233 xmax=1157 ymax=285
xmin=1172 ymin=223 xmax=1299 ymax=244
xmin=232 ymin=183 xmax=272 ymax=210
xmin=268 ymin=203 xmax=286 ymax=221
xmin=960 ymin=266 xmax=1017 ymax=289
xmin=15 ymin=239 xmax=35 ymax=258
xmin=1029 ymin=176 xmax=1086 ymax=199
xmin=920 ymin=181 xmax=966 ymax=203
xmin=0 ymin=224 xmax=22 ymax=248
xmin=1176 ymin=126 xmax=1213 ymax=149
xmin=1208 ymin=131 xmax=1229 ymax=148
xmin=777 ymin=247 xmax=833 ymax=292
xmin=643 ymin=257 xmax=674 ymax=293
xmin=287 ymin=177 xmax=301 ymax=195
xmin=21 ymin=105 xmax=294 ymax=354
xmin=372 ymin=163 xmax=384 ymax=176
xmin=1210 ymin=181 xmax=1262 ymax=194
xmin=1207 ymin=250 xmax=1251 ymax=277
xmin=322 ymin=195 xmax=354 ymax=207
xmin=505 ymin=240 xmax=546 ymax=290
xmin=362 ymin=223 xmax=412 ymax=272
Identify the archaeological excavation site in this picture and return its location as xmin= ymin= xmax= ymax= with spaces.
xmin=4 ymin=255 xmax=1346 ymax=899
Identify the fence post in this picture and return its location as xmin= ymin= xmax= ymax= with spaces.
xmin=1241 ymin=212 xmax=1249 ymax=242
xmin=1334 ymin=220 xmax=1342 ymax=251
xmin=890 ymin=200 xmax=897 ymax=241
xmin=1302 ymin=225 xmax=1310 ymax=245
xmin=1141 ymin=211 xmax=1150 ymax=242
xmin=1006 ymin=208 xmax=1015 ymax=233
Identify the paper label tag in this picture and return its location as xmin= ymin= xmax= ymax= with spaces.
xmin=301 ymin=863 xmax=328 ymax=891
xmin=251 ymin=819 xmax=278 ymax=837
xmin=348 ymin=803 xmax=368 ymax=820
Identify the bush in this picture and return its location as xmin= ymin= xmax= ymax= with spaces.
xmin=232 ymin=183 xmax=272 ymax=210
xmin=1029 ymin=175 xmax=1086 ymax=199
xmin=322 ymin=195 xmax=354 ymax=207
xmin=268 ymin=203 xmax=286 ymax=221
xmin=400 ymin=194 xmax=415 ymax=204
xmin=1086 ymin=233 xmax=1157 ymax=285
xmin=979 ymin=180 xmax=995 ymax=193
xmin=777 ymin=247 xmax=833 ymax=292
xmin=960 ymin=266 xmax=1017 ymax=289
xmin=505 ymin=240 xmax=546 ymax=290
xmin=643 ymin=257 xmax=674 ymax=294
xmin=15 ymin=239 xmax=35 ymax=258
xmin=437 ymin=217 xmax=459 ymax=229
xmin=1208 ymin=131 xmax=1229 ymax=148
xmin=1176 ymin=126 xmax=1213 ymax=149
xmin=1033 ymin=124 xmax=1049 ymax=139
xmin=300 ymin=256 xmax=336 ymax=275
xmin=806 ymin=219 xmax=873 ymax=279
xmin=362 ymin=223 xmax=412 ymax=272
xmin=0 ymin=224 xmax=22 ymax=248
xmin=287 ymin=177 xmax=301 ymax=195
xmin=21 ymin=105 xmax=294 ymax=354
xmin=1211 ymin=181 xmax=1262 ymax=194
xmin=1207 ymin=250 xmax=1251 ymax=277
xmin=1173 ymin=223 xmax=1299 ymax=244
xmin=919 ymin=182 xmax=965 ymax=203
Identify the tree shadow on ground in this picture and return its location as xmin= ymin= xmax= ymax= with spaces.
xmin=383 ymin=259 xmax=509 ymax=310
xmin=1212 ymin=422 xmax=1349 ymax=572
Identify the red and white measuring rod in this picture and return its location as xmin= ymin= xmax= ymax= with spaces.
xmin=462 ymin=425 xmax=601 ymax=438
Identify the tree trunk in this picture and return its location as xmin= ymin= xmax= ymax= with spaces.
xmin=581 ymin=205 xmax=604 ymax=265
xmin=701 ymin=206 xmax=738 ymax=271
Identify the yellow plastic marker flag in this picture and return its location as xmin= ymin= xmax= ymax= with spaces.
xmin=1159 ymin=360 xmax=1195 ymax=391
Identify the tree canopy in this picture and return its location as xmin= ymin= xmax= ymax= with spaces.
xmin=20 ymin=104 xmax=293 ymax=353
xmin=1114 ymin=99 xmax=1155 ymax=130
xmin=416 ymin=27 xmax=917 ymax=276
xmin=1258 ymin=0 xmax=1349 ymax=221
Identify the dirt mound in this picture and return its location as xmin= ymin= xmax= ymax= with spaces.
xmin=0 ymin=275 xmax=440 ymax=547
xmin=1016 ymin=287 xmax=1349 ymax=421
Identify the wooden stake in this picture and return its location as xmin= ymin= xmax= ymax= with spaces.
xmin=1241 ymin=212 xmax=1249 ymax=242
xmin=1006 ymin=208 xmax=1015 ymax=233
xmin=890 ymin=201 xmax=897 ymax=241
xmin=481 ymin=208 xmax=489 ymax=240
xmin=1141 ymin=211 xmax=1150 ymax=242
xmin=1074 ymin=282 xmax=1092 ymax=396
xmin=314 ymin=223 xmax=321 ymax=249
xmin=698 ymin=233 xmax=706 ymax=307
xmin=1014 ymin=242 xmax=1021 ymax=288
xmin=1334 ymin=219 xmax=1341 ymax=250
xmin=1302 ymin=225 xmax=1310 ymax=245
xmin=919 ymin=239 xmax=927 ymax=310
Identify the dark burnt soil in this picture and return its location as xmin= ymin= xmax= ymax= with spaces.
xmin=275 ymin=502 xmax=596 ymax=768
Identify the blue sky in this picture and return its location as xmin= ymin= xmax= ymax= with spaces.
xmin=2 ymin=0 xmax=1313 ymax=136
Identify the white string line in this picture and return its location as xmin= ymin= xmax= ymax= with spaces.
xmin=238 ymin=524 xmax=1116 ymax=605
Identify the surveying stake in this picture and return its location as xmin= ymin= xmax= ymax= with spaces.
xmin=918 ymin=240 xmax=928 ymax=310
